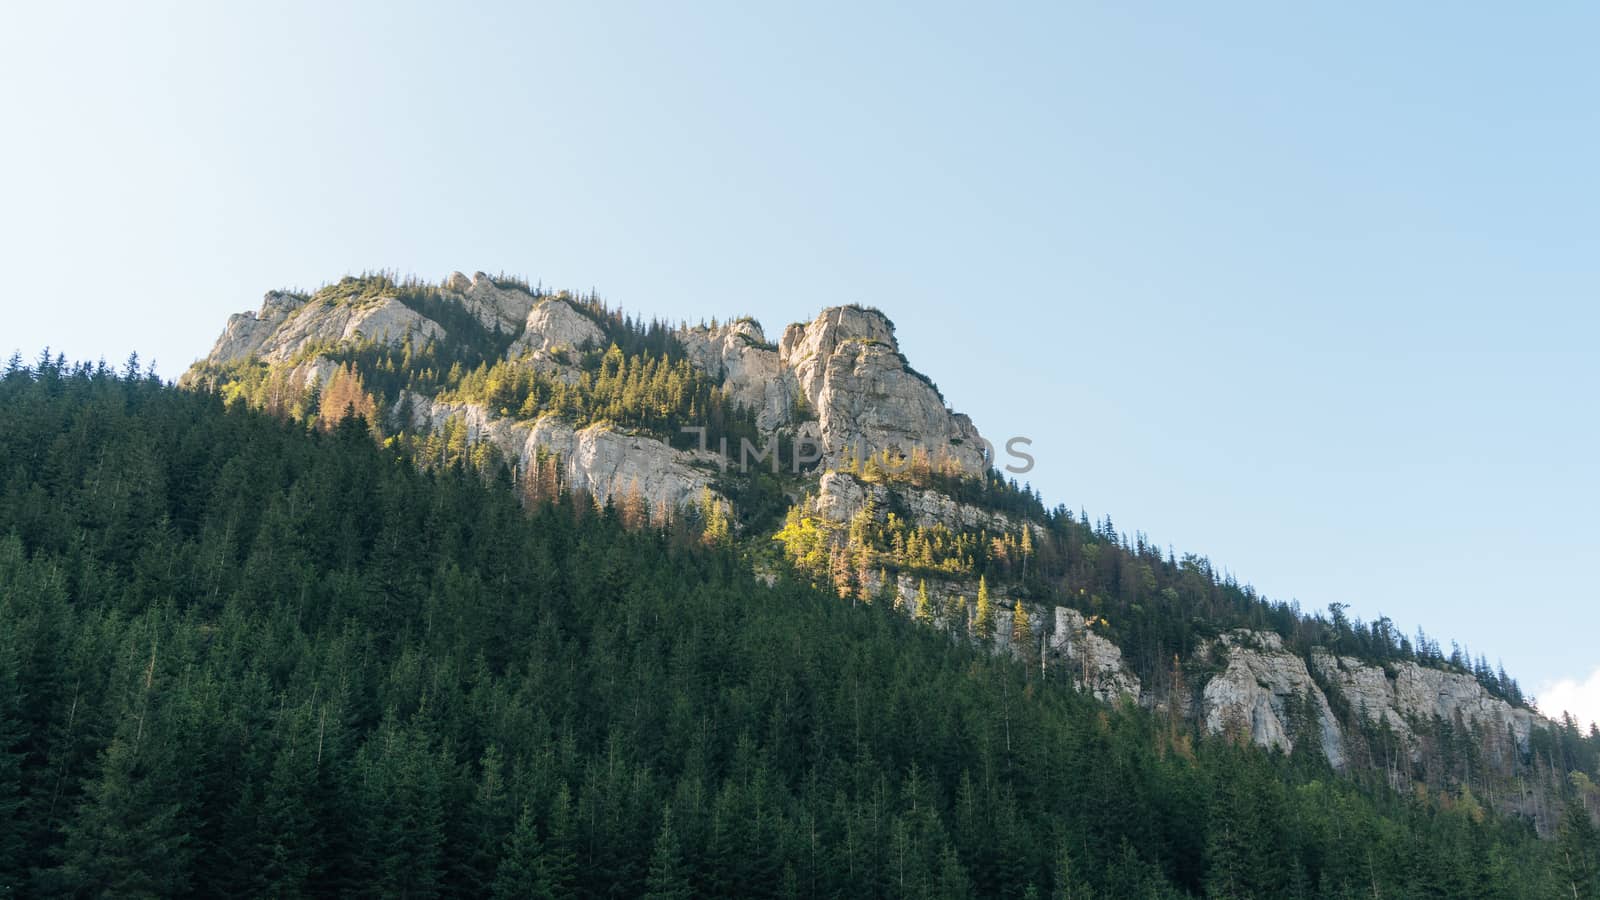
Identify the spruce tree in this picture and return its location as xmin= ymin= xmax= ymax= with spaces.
xmin=542 ymin=783 xmax=578 ymax=897
xmin=644 ymin=808 xmax=692 ymax=900
xmin=492 ymin=804 xmax=556 ymax=900
xmin=0 ymin=635 xmax=25 ymax=895
xmin=1556 ymin=801 xmax=1600 ymax=900
xmin=51 ymin=735 xmax=193 ymax=898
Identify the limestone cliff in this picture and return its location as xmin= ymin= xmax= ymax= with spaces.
xmin=194 ymin=276 xmax=997 ymax=533
xmin=1199 ymin=631 xmax=1346 ymax=769
xmin=1311 ymin=650 xmax=1540 ymax=755
xmin=189 ymin=269 xmax=1559 ymax=815
xmin=208 ymin=290 xmax=444 ymax=366
xmin=677 ymin=318 xmax=795 ymax=432
xmin=779 ymin=306 xmax=988 ymax=478
xmin=394 ymin=392 xmax=721 ymax=515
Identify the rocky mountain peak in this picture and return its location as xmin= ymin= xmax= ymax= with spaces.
xmin=778 ymin=305 xmax=985 ymax=477
xmin=180 ymin=271 xmax=1578 ymax=832
xmin=778 ymin=304 xmax=899 ymax=362
xmin=450 ymin=271 xmax=537 ymax=334
xmin=507 ymin=295 xmax=603 ymax=358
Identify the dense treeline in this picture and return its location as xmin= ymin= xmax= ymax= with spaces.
xmin=3 ymin=357 xmax=1598 ymax=897
xmin=438 ymin=344 xmax=765 ymax=455
xmin=782 ymin=463 xmax=1599 ymax=817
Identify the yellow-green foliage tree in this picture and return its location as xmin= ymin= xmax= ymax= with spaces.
xmin=1012 ymin=601 xmax=1034 ymax=663
xmin=974 ymin=576 xmax=995 ymax=642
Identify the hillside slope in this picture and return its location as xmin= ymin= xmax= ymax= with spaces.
xmin=6 ymin=355 xmax=1600 ymax=897
xmin=183 ymin=272 xmax=1600 ymax=820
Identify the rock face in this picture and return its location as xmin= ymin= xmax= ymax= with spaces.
xmin=1311 ymin=651 xmax=1539 ymax=753
xmin=1200 ymin=632 xmax=1346 ymax=769
xmin=678 ymin=319 xmax=796 ymax=432
xmin=868 ymin=577 xmax=1141 ymax=703
xmin=191 ymin=272 xmax=1566 ymax=812
xmin=396 ymin=392 xmax=719 ymax=515
xmin=451 ymin=271 xmax=537 ymax=333
xmin=211 ymin=273 xmax=604 ymax=373
xmin=778 ymin=307 xmax=988 ymax=477
xmin=525 ymin=418 xmax=719 ymax=513
xmin=1049 ymin=607 xmax=1143 ymax=703
xmin=814 ymin=472 xmax=1020 ymax=533
xmin=1194 ymin=631 xmax=1550 ymax=770
xmin=208 ymin=292 xmax=445 ymax=366
xmin=207 ymin=291 xmax=309 ymax=365
xmin=507 ymin=297 xmax=605 ymax=358
xmin=200 ymin=272 xmax=682 ymax=512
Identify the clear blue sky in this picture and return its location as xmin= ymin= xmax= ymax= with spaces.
xmin=3 ymin=2 xmax=1596 ymax=723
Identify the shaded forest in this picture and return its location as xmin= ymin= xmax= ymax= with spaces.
xmin=2 ymin=355 xmax=1598 ymax=897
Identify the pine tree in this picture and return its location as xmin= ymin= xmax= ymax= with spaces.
xmin=644 ymin=808 xmax=692 ymax=900
xmin=914 ymin=579 xmax=934 ymax=624
xmin=620 ymin=477 xmax=648 ymax=530
xmin=700 ymin=486 xmax=731 ymax=547
xmin=317 ymin=363 xmax=377 ymax=431
xmin=0 ymin=632 xmax=26 ymax=896
xmin=51 ymin=735 xmax=194 ymax=898
xmin=493 ymin=803 xmax=557 ymax=900
xmin=1556 ymin=801 xmax=1600 ymax=900
xmin=249 ymin=740 xmax=320 ymax=896
xmin=974 ymin=577 xmax=996 ymax=642
xmin=1052 ymin=840 xmax=1093 ymax=900
xmin=1011 ymin=601 xmax=1033 ymax=659
xmin=542 ymin=783 xmax=578 ymax=897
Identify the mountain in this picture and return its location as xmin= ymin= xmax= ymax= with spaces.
xmin=3 ymin=271 xmax=1594 ymax=896
xmin=5 ymin=352 xmax=1599 ymax=899
xmin=183 ymin=271 xmax=1595 ymax=801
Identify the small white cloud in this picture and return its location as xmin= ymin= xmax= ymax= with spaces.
xmin=1537 ymin=667 xmax=1600 ymax=731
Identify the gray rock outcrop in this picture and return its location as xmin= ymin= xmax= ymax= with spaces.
xmin=778 ymin=307 xmax=988 ymax=477
xmin=813 ymin=472 xmax=1021 ymax=533
xmin=208 ymin=292 xmax=444 ymax=366
xmin=507 ymin=296 xmax=605 ymax=358
xmin=1311 ymin=651 xmax=1539 ymax=753
xmin=450 ymin=271 xmax=537 ymax=334
xmin=1049 ymin=607 xmax=1143 ymax=703
xmin=395 ymin=392 xmax=720 ymax=515
xmin=678 ymin=319 xmax=796 ymax=431
xmin=1200 ymin=631 xmax=1346 ymax=768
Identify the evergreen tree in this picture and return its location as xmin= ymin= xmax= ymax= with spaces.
xmin=1557 ymin=801 xmax=1600 ymax=900
xmin=945 ymin=594 xmax=969 ymax=637
xmin=0 ymin=359 xmax=1592 ymax=900
xmin=492 ymin=804 xmax=557 ymax=900
xmin=50 ymin=735 xmax=193 ymax=898
xmin=1011 ymin=602 xmax=1033 ymax=654
xmin=915 ymin=579 xmax=934 ymax=624
xmin=542 ymin=783 xmax=578 ymax=897
xmin=643 ymin=808 xmax=691 ymax=900
xmin=974 ymin=577 xmax=996 ymax=642
xmin=0 ymin=632 xmax=27 ymax=896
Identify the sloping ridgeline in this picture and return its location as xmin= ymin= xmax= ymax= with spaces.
xmin=3 ymin=358 xmax=1599 ymax=897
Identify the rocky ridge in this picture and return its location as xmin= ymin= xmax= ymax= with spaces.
xmin=191 ymin=270 xmax=1554 ymax=790
xmin=196 ymin=274 xmax=990 ymax=529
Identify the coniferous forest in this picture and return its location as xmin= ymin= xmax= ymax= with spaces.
xmin=2 ymin=356 xmax=1599 ymax=898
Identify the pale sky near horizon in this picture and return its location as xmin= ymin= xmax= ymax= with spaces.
xmin=2 ymin=2 xmax=1595 ymax=727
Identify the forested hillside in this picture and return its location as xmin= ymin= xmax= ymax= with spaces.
xmin=183 ymin=275 xmax=1598 ymax=819
xmin=3 ymin=355 xmax=1599 ymax=897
